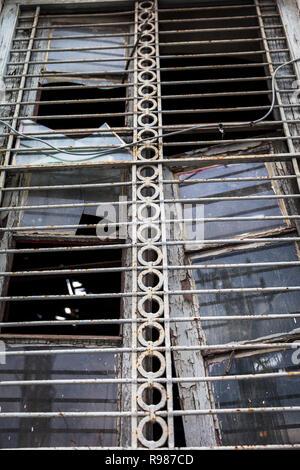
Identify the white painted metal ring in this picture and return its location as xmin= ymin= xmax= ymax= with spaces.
xmin=138 ymin=57 xmax=156 ymax=70
xmin=137 ymin=350 xmax=166 ymax=379
xmin=138 ymin=201 xmax=160 ymax=221
xmin=138 ymin=22 xmax=155 ymax=33
xmin=139 ymin=2 xmax=154 ymax=11
xmin=136 ymin=164 xmax=159 ymax=181
xmin=137 ymin=44 xmax=156 ymax=58
xmin=140 ymin=32 xmax=155 ymax=44
xmin=137 ymin=244 xmax=163 ymax=266
xmin=137 ymin=98 xmax=157 ymax=112
xmin=137 ymin=222 xmax=161 ymax=243
xmin=137 ymin=112 xmax=158 ymax=127
xmin=137 ymin=382 xmax=167 ymax=411
xmin=137 ymin=182 xmax=160 ymax=200
xmin=138 ymin=83 xmax=157 ymax=98
xmin=137 ymin=416 xmax=168 ymax=449
xmin=138 ymin=70 xmax=156 ymax=83
xmin=137 ymin=321 xmax=165 ymax=347
xmin=137 ymin=144 xmax=159 ymax=161
xmin=138 ymin=268 xmax=164 ymax=292
xmin=138 ymin=294 xmax=164 ymax=318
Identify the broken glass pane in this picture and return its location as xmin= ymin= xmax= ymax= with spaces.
xmin=45 ymin=27 xmax=126 ymax=87
xmin=14 ymin=121 xmax=133 ymax=231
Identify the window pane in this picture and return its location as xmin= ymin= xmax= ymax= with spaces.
xmin=209 ymin=349 xmax=300 ymax=445
xmin=179 ymin=163 xmax=287 ymax=241
xmin=0 ymin=346 xmax=119 ymax=448
xmin=192 ymin=241 xmax=300 ymax=344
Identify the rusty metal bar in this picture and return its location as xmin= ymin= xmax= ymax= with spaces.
xmin=1 ymin=311 xmax=300 ymax=329
xmin=4 ymin=59 xmax=294 ymax=80
xmin=1 ymin=285 xmax=300 ymax=302
xmin=0 ymin=406 xmax=299 ymax=419
xmin=0 ymin=342 xmax=300 ymax=356
xmin=10 ymin=25 xmax=284 ymax=44
xmin=0 ymin=260 xmax=299 ymax=277
xmin=1 ymin=369 xmax=300 ymax=385
xmin=0 ymin=89 xmax=285 ymax=108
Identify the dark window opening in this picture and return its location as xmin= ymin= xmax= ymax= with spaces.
xmin=160 ymin=57 xmax=281 ymax=157
xmin=36 ymin=82 xmax=126 ymax=134
xmin=3 ymin=241 xmax=122 ymax=336
xmin=76 ymin=213 xmax=102 ymax=236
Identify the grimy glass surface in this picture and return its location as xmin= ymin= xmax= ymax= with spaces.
xmin=193 ymin=241 xmax=300 ymax=344
xmin=209 ymin=349 xmax=300 ymax=446
xmin=0 ymin=347 xmax=119 ymax=448
xmin=179 ymin=163 xmax=286 ymax=241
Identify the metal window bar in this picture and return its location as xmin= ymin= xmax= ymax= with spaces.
xmin=0 ymin=0 xmax=300 ymax=450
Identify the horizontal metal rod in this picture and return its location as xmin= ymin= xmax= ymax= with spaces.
xmin=19 ymin=10 xmax=134 ymax=20
xmin=7 ymin=135 xmax=300 ymax=153
xmin=0 ymin=154 xmax=298 ymax=173
xmin=0 ymin=120 xmax=287 ymax=138
xmin=1 ymin=370 xmax=299 ymax=387
xmin=1 ymin=312 xmax=300 ymax=329
xmin=1 ymin=175 xmax=297 ymax=192
xmin=17 ymin=4 xmax=262 ymax=19
xmin=0 ymin=237 xmax=297 ymax=255
xmin=6 ymin=37 xmax=287 ymax=61
xmin=158 ymin=14 xmax=280 ymax=24
xmin=5 ymin=50 xmax=291 ymax=69
xmin=3 ymin=181 xmax=131 ymax=191
xmin=16 ymin=21 xmax=135 ymax=30
xmin=1 ymin=104 xmax=296 ymax=121
xmin=4 ymin=75 xmax=294 ymax=93
xmin=1 ymin=286 xmax=300 ymax=302
xmin=0 ymin=406 xmax=299 ymax=419
xmin=1 ymin=194 xmax=299 ymax=213
xmin=0 ymin=215 xmax=298 ymax=233
xmin=10 ymin=25 xmax=283 ymax=44
xmin=0 ymin=107 xmax=290 ymax=123
xmin=0 ymin=342 xmax=300 ymax=357
xmin=14 ymin=14 xmax=280 ymax=30
xmin=1 ymin=261 xmax=299 ymax=277
xmin=0 ymin=90 xmax=280 ymax=108
xmin=2 ymin=61 xmax=290 ymax=79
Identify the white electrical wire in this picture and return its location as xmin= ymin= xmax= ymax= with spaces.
xmin=0 ymin=58 xmax=299 ymax=162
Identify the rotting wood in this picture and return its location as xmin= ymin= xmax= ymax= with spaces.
xmin=163 ymin=166 xmax=218 ymax=447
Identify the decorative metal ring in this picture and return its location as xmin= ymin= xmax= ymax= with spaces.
xmin=138 ymin=267 xmax=164 ymax=292
xmin=137 ymin=244 xmax=163 ymax=266
xmin=137 ymin=144 xmax=159 ymax=161
xmin=137 ymin=182 xmax=160 ymax=200
xmin=138 ymin=70 xmax=156 ymax=83
xmin=137 ymin=222 xmax=161 ymax=243
xmin=137 ymin=112 xmax=158 ymax=127
xmin=137 ymin=321 xmax=165 ymax=347
xmin=138 ymin=294 xmax=164 ymax=318
xmin=137 ymin=416 xmax=168 ymax=449
xmin=136 ymin=164 xmax=159 ymax=181
xmin=138 ymin=201 xmax=160 ymax=221
xmin=137 ymin=44 xmax=156 ymax=58
xmin=138 ymin=57 xmax=156 ymax=70
xmin=137 ymin=382 xmax=167 ymax=411
xmin=137 ymin=98 xmax=157 ymax=112
xmin=138 ymin=83 xmax=157 ymax=98
xmin=137 ymin=350 xmax=166 ymax=379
